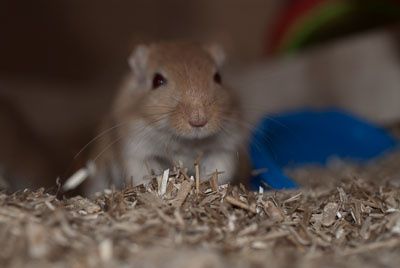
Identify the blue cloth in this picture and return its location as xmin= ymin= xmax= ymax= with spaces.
xmin=249 ymin=108 xmax=398 ymax=189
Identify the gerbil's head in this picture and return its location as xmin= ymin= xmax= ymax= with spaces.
xmin=127 ymin=41 xmax=241 ymax=139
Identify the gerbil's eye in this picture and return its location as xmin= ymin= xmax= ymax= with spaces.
xmin=213 ymin=72 xmax=222 ymax=84
xmin=152 ymin=73 xmax=167 ymax=89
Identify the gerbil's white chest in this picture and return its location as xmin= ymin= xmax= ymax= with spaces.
xmin=121 ymin=121 xmax=216 ymax=168
xmin=168 ymin=141 xmax=208 ymax=168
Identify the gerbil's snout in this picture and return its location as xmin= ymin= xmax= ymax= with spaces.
xmin=188 ymin=108 xmax=208 ymax=128
xmin=170 ymin=99 xmax=220 ymax=139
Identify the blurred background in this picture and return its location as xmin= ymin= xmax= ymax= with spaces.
xmin=1 ymin=0 xmax=400 ymax=190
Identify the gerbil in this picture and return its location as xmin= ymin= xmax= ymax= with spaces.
xmin=85 ymin=41 xmax=249 ymax=195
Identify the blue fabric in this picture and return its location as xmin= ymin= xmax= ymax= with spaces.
xmin=249 ymin=108 xmax=398 ymax=189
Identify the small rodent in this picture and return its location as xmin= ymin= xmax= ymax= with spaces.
xmin=85 ymin=41 xmax=249 ymax=195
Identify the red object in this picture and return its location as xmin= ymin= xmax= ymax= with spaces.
xmin=268 ymin=0 xmax=326 ymax=55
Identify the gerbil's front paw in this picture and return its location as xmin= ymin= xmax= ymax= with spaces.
xmin=125 ymin=158 xmax=165 ymax=186
xmin=201 ymin=152 xmax=235 ymax=184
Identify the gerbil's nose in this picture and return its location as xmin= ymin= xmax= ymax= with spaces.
xmin=189 ymin=118 xmax=208 ymax=128
xmin=189 ymin=109 xmax=208 ymax=128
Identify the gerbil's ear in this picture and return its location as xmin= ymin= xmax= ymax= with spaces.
xmin=204 ymin=44 xmax=226 ymax=67
xmin=128 ymin=44 xmax=149 ymax=82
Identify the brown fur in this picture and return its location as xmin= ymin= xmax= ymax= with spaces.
xmin=86 ymin=41 xmax=250 ymax=194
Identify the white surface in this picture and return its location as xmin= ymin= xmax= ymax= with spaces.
xmin=228 ymin=29 xmax=400 ymax=124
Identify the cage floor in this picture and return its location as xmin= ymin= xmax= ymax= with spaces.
xmin=1 ymin=148 xmax=400 ymax=268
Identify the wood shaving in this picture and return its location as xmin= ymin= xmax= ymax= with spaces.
xmin=1 ymin=150 xmax=400 ymax=267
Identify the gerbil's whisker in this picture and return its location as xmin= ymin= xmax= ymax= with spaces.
xmin=221 ymin=116 xmax=290 ymax=160
xmin=142 ymin=104 xmax=175 ymax=110
xmin=93 ymin=136 xmax=124 ymax=162
xmin=239 ymin=104 xmax=291 ymax=130
xmin=92 ymin=114 xmax=172 ymax=163
xmin=144 ymin=110 xmax=175 ymax=117
xmin=220 ymin=116 xmax=268 ymax=151
xmin=220 ymin=116 xmax=255 ymax=132
xmin=167 ymin=94 xmax=181 ymax=105
xmin=122 ymin=114 xmax=173 ymax=155
xmin=74 ymin=121 xmax=127 ymax=159
xmin=217 ymin=122 xmax=260 ymax=163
